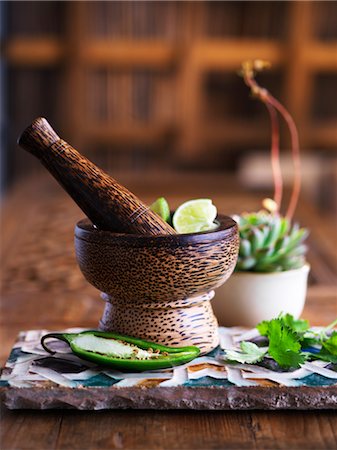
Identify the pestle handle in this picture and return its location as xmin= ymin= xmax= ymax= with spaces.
xmin=18 ymin=118 xmax=176 ymax=236
xmin=18 ymin=117 xmax=60 ymax=156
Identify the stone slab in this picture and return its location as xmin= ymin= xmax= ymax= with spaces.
xmin=1 ymin=328 xmax=337 ymax=410
xmin=2 ymin=385 xmax=337 ymax=411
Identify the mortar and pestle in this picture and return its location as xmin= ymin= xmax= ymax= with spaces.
xmin=18 ymin=118 xmax=239 ymax=354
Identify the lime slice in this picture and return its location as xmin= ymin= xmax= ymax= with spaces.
xmin=172 ymin=199 xmax=217 ymax=234
xmin=150 ymin=197 xmax=170 ymax=223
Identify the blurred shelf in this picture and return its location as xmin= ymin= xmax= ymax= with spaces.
xmin=4 ymin=38 xmax=177 ymax=69
xmin=85 ymin=123 xmax=176 ymax=146
xmin=4 ymin=37 xmax=63 ymax=66
xmin=192 ymin=40 xmax=284 ymax=69
xmin=81 ymin=40 xmax=178 ymax=68
xmin=4 ymin=37 xmax=336 ymax=72
xmin=4 ymin=39 xmax=177 ymax=69
xmin=303 ymin=43 xmax=337 ymax=71
xmin=3 ymin=0 xmax=337 ymax=171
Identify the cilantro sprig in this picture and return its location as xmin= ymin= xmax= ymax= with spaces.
xmin=225 ymin=341 xmax=267 ymax=364
xmin=224 ymin=314 xmax=337 ymax=369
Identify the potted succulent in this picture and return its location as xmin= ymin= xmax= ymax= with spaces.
xmin=212 ymin=60 xmax=310 ymax=327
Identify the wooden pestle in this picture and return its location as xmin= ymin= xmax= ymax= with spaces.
xmin=18 ymin=118 xmax=176 ymax=235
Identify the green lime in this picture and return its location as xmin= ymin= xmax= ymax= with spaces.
xmin=150 ymin=197 xmax=171 ymax=223
xmin=172 ymin=199 xmax=218 ymax=234
xmin=200 ymin=222 xmax=219 ymax=232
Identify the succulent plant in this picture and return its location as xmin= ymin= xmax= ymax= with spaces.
xmin=234 ymin=204 xmax=309 ymax=273
xmin=234 ymin=61 xmax=309 ymax=272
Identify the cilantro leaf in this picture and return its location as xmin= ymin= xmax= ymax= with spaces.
xmin=256 ymin=320 xmax=269 ymax=336
xmin=265 ymin=319 xmax=306 ymax=369
xmin=258 ymin=314 xmax=309 ymax=337
xmin=225 ymin=341 xmax=267 ymax=364
xmin=300 ymin=336 xmax=320 ymax=349
xmin=322 ymin=331 xmax=337 ymax=356
xmin=306 ymin=350 xmax=337 ymax=364
xmin=303 ymin=331 xmax=337 ymax=363
xmin=281 ymin=314 xmax=309 ymax=333
xmin=244 ymin=315 xmax=336 ymax=368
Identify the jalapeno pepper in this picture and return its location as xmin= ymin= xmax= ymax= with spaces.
xmin=41 ymin=330 xmax=200 ymax=371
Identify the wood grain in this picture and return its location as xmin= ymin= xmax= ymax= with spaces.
xmin=1 ymin=408 xmax=337 ymax=449
xmin=1 ymin=175 xmax=336 ymax=449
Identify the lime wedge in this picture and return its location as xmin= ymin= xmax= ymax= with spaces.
xmin=172 ymin=199 xmax=218 ymax=234
xmin=150 ymin=197 xmax=170 ymax=223
xmin=200 ymin=222 xmax=219 ymax=232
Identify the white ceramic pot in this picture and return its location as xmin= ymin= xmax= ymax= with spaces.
xmin=212 ymin=264 xmax=310 ymax=327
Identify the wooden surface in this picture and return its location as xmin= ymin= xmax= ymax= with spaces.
xmin=1 ymin=174 xmax=337 ymax=449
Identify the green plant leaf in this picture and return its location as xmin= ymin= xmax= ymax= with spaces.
xmin=279 ymin=217 xmax=290 ymax=238
xmin=264 ymin=217 xmax=281 ymax=246
xmin=303 ymin=329 xmax=337 ymax=363
xmin=237 ymin=257 xmax=256 ymax=270
xmin=268 ymin=320 xmax=306 ymax=368
xmin=257 ymin=320 xmax=269 ymax=336
xmin=254 ymin=248 xmax=273 ymax=265
xmin=257 ymin=318 xmax=306 ymax=369
xmin=239 ymin=239 xmax=251 ymax=257
xmin=300 ymin=336 xmax=320 ymax=348
xmin=246 ymin=214 xmax=259 ymax=226
xmin=306 ymin=350 xmax=337 ymax=364
xmin=279 ymin=256 xmax=305 ymax=271
xmin=225 ymin=314 xmax=337 ymax=369
xmin=251 ymin=227 xmax=265 ymax=252
xmin=287 ymin=228 xmax=309 ymax=251
xmin=322 ymin=331 xmax=337 ymax=356
xmin=225 ymin=341 xmax=267 ymax=364
xmin=274 ymin=235 xmax=290 ymax=254
xmin=261 ymin=226 xmax=270 ymax=245
xmin=235 ymin=210 xmax=308 ymax=272
xmin=280 ymin=314 xmax=309 ymax=333
xmin=285 ymin=244 xmax=308 ymax=258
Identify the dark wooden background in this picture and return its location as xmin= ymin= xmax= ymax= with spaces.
xmin=1 ymin=1 xmax=337 ymax=210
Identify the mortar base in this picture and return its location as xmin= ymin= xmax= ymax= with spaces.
xmin=99 ymin=291 xmax=219 ymax=355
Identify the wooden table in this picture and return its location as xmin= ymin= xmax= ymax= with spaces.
xmin=1 ymin=174 xmax=337 ymax=449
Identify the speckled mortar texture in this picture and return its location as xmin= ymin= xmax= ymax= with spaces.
xmin=75 ymin=215 xmax=239 ymax=354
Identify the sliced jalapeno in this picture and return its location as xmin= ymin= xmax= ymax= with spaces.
xmin=41 ymin=330 xmax=200 ymax=371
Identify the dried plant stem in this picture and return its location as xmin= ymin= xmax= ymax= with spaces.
xmin=240 ymin=60 xmax=301 ymax=220
xmin=242 ymin=73 xmax=283 ymax=213
xmin=265 ymin=102 xmax=283 ymax=211
xmin=267 ymin=95 xmax=301 ymax=220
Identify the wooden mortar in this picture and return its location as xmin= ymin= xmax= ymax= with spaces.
xmin=75 ymin=216 xmax=239 ymax=354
